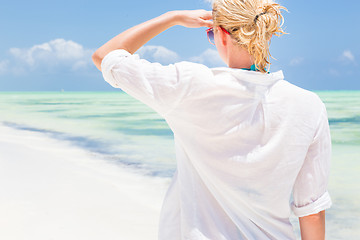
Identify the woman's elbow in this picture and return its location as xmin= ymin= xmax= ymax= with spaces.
xmin=92 ymin=51 xmax=103 ymax=71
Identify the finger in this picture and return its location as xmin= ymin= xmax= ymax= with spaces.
xmin=201 ymin=11 xmax=213 ymax=20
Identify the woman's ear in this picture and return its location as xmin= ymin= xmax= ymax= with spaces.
xmin=217 ymin=26 xmax=228 ymax=47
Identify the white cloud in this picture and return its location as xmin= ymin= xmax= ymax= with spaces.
xmin=189 ymin=48 xmax=225 ymax=67
xmin=289 ymin=57 xmax=304 ymax=66
xmin=1 ymin=40 xmax=226 ymax=76
xmin=341 ymin=50 xmax=355 ymax=62
xmin=136 ymin=46 xmax=225 ymax=68
xmin=137 ymin=45 xmax=179 ymax=65
xmin=7 ymin=39 xmax=94 ymax=73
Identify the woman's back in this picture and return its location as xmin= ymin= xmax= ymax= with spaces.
xmin=152 ymin=61 xmax=331 ymax=239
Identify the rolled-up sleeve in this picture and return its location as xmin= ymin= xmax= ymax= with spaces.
xmin=291 ymin=103 xmax=332 ymax=217
xmin=101 ymin=49 xmax=189 ymax=117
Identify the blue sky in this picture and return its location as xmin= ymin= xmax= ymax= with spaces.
xmin=0 ymin=0 xmax=359 ymax=91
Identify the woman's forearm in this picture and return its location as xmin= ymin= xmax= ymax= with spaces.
xmin=92 ymin=11 xmax=180 ymax=71
xmin=92 ymin=9 xmax=212 ymax=71
xmin=299 ymin=210 xmax=326 ymax=240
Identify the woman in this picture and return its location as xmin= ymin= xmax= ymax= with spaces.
xmin=92 ymin=0 xmax=332 ymax=239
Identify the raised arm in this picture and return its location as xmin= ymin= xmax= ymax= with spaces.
xmin=299 ymin=210 xmax=326 ymax=240
xmin=92 ymin=10 xmax=213 ymax=71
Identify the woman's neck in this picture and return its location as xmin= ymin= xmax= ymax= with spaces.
xmin=226 ymin=43 xmax=254 ymax=69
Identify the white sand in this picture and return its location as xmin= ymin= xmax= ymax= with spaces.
xmin=0 ymin=123 xmax=170 ymax=240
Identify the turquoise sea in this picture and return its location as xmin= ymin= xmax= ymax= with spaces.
xmin=0 ymin=91 xmax=359 ymax=239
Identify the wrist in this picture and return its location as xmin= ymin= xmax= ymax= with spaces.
xmin=164 ymin=10 xmax=182 ymax=26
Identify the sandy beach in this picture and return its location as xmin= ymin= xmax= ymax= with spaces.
xmin=0 ymin=123 xmax=170 ymax=240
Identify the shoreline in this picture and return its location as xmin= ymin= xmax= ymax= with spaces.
xmin=0 ymin=123 xmax=170 ymax=240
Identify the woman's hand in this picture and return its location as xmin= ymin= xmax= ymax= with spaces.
xmin=173 ymin=10 xmax=213 ymax=28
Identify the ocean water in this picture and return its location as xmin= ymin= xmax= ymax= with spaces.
xmin=0 ymin=91 xmax=177 ymax=177
xmin=0 ymin=90 xmax=359 ymax=239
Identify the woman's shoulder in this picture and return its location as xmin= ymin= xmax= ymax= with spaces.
xmin=174 ymin=61 xmax=215 ymax=80
xmin=175 ymin=60 xmax=212 ymax=71
xmin=281 ymin=80 xmax=323 ymax=100
xmin=274 ymin=80 xmax=327 ymax=112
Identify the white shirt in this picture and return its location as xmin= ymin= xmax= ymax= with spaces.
xmin=101 ymin=49 xmax=332 ymax=240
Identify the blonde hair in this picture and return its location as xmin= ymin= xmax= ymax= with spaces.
xmin=212 ymin=0 xmax=287 ymax=73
